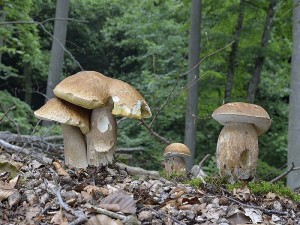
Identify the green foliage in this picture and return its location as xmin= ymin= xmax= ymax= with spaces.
xmin=226 ymin=181 xmax=300 ymax=203
xmin=187 ymin=178 xmax=203 ymax=189
xmin=0 ymin=90 xmax=37 ymax=134
xmin=256 ymin=159 xmax=284 ymax=181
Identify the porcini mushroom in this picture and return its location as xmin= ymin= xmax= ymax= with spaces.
xmin=212 ymin=102 xmax=271 ymax=183
xmin=34 ymin=98 xmax=90 ymax=168
xmin=163 ymin=143 xmax=190 ymax=176
xmin=53 ymin=71 xmax=151 ymax=166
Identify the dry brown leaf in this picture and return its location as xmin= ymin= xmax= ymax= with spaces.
xmin=85 ymin=214 xmax=123 ymax=225
xmin=233 ymin=185 xmax=251 ymax=202
xmin=52 ymin=162 xmax=69 ymax=176
xmin=25 ymin=206 xmax=41 ymax=225
xmin=227 ymin=211 xmax=251 ymax=225
xmin=99 ymin=191 xmax=136 ymax=214
xmin=0 ymin=175 xmax=19 ymax=201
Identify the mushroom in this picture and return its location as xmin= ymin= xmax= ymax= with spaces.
xmin=212 ymin=102 xmax=271 ymax=183
xmin=53 ymin=71 xmax=151 ymax=166
xmin=34 ymin=98 xmax=90 ymax=168
xmin=163 ymin=143 xmax=191 ymax=176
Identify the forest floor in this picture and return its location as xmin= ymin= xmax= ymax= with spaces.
xmin=0 ymin=143 xmax=300 ymax=225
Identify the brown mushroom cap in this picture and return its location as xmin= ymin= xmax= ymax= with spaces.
xmin=34 ymin=98 xmax=90 ymax=134
xmin=163 ymin=143 xmax=191 ymax=158
xmin=53 ymin=71 xmax=151 ymax=119
xmin=212 ymin=102 xmax=271 ymax=135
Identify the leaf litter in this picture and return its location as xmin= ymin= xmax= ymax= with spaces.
xmin=0 ymin=150 xmax=299 ymax=225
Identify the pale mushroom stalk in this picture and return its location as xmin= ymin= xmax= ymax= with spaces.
xmin=86 ymin=104 xmax=117 ymax=166
xmin=216 ymin=122 xmax=258 ymax=183
xmin=212 ymin=102 xmax=271 ymax=183
xmin=34 ymin=98 xmax=90 ymax=169
xmin=62 ymin=124 xmax=88 ymax=168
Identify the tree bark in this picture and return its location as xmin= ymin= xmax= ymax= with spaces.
xmin=184 ymin=0 xmax=201 ymax=170
xmin=247 ymin=0 xmax=276 ymax=103
xmin=287 ymin=0 xmax=300 ymax=190
xmin=0 ymin=2 xmax=6 ymax=63
xmin=24 ymin=63 xmax=33 ymax=105
xmin=45 ymin=0 xmax=70 ymax=100
xmin=225 ymin=0 xmax=245 ymax=102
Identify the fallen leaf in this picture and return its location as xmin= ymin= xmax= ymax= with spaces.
xmin=227 ymin=211 xmax=251 ymax=225
xmin=0 ymin=160 xmax=21 ymax=179
xmin=244 ymin=208 xmax=263 ymax=224
xmin=0 ymin=175 xmax=19 ymax=201
xmin=233 ymin=186 xmax=251 ymax=202
xmin=99 ymin=191 xmax=136 ymax=214
xmin=85 ymin=214 xmax=123 ymax=225
xmin=52 ymin=162 xmax=69 ymax=176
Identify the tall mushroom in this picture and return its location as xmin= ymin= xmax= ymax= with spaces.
xmin=53 ymin=71 xmax=152 ymax=166
xmin=212 ymin=102 xmax=271 ymax=183
xmin=163 ymin=143 xmax=191 ymax=176
xmin=34 ymin=98 xmax=90 ymax=168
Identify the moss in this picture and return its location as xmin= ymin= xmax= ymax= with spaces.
xmin=187 ymin=178 xmax=203 ymax=189
xmin=160 ymin=170 xmax=187 ymax=182
xmin=226 ymin=181 xmax=300 ymax=203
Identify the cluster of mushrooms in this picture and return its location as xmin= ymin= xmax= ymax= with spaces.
xmin=35 ymin=71 xmax=152 ymax=168
xmin=162 ymin=102 xmax=271 ymax=184
xmin=36 ymin=72 xmax=271 ymax=184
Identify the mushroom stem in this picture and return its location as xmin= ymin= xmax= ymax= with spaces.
xmin=216 ymin=122 xmax=258 ymax=183
xmin=86 ymin=105 xmax=117 ymax=166
xmin=163 ymin=156 xmax=187 ymax=176
xmin=61 ymin=124 xmax=88 ymax=168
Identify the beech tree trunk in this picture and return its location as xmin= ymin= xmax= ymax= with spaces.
xmin=184 ymin=0 xmax=201 ymax=170
xmin=225 ymin=0 xmax=245 ymax=102
xmin=45 ymin=0 xmax=70 ymax=100
xmin=247 ymin=0 xmax=276 ymax=103
xmin=287 ymin=0 xmax=300 ymax=190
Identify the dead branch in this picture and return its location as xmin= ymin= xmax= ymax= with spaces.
xmin=0 ymin=105 xmax=16 ymax=123
xmin=85 ymin=203 xmax=140 ymax=224
xmin=222 ymin=194 xmax=289 ymax=216
xmin=140 ymin=119 xmax=171 ymax=145
xmin=199 ymin=154 xmax=211 ymax=167
xmin=270 ymin=163 xmax=300 ymax=184
xmin=116 ymin=162 xmax=160 ymax=177
xmin=45 ymin=180 xmax=87 ymax=225
xmin=0 ymin=139 xmax=52 ymax=164
xmin=116 ymin=147 xmax=144 ymax=153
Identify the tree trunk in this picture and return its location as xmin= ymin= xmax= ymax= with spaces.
xmin=225 ymin=0 xmax=245 ymax=102
xmin=287 ymin=0 xmax=300 ymax=190
xmin=247 ymin=0 xmax=276 ymax=103
xmin=0 ymin=3 xmax=6 ymax=63
xmin=24 ymin=63 xmax=33 ymax=105
xmin=45 ymin=0 xmax=70 ymax=100
xmin=184 ymin=0 xmax=201 ymax=170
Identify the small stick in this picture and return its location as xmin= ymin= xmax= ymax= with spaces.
xmin=270 ymin=163 xmax=300 ymax=184
xmin=45 ymin=180 xmax=87 ymax=225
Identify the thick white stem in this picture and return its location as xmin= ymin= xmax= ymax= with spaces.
xmin=216 ymin=122 xmax=258 ymax=183
xmin=86 ymin=106 xmax=117 ymax=166
xmin=61 ymin=124 xmax=88 ymax=168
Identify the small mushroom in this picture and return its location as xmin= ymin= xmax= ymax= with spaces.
xmin=212 ymin=102 xmax=271 ymax=183
xmin=163 ymin=143 xmax=190 ymax=176
xmin=53 ymin=71 xmax=151 ymax=166
xmin=34 ymin=98 xmax=90 ymax=168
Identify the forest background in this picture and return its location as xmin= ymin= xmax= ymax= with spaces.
xmin=0 ymin=0 xmax=294 ymax=184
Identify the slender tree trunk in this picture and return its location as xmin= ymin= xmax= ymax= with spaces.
xmin=184 ymin=0 xmax=201 ymax=170
xmin=247 ymin=0 xmax=276 ymax=103
xmin=0 ymin=3 xmax=6 ymax=63
xmin=225 ymin=0 xmax=245 ymax=102
xmin=24 ymin=63 xmax=33 ymax=105
xmin=45 ymin=0 xmax=70 ymax=100
xmin=287 ymin=0 xmax=300 ymax=190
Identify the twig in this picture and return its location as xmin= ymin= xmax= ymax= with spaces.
xmin=116 ymin=147 xmax=145 ymax=153
xmin=45 ymin=180 xmax=87 ymax=225
xmin=0 ymin=18 xmax=85 ymax=70
xmin=0 ymin=105 xmax=15 ymax=123
xmin=270 ymin=163 xmax=300 ymax=184
xmin=199 ymin=154 xmax=211 ymax=167
xmin=116 ymin=162 xmax=159 ymax=177
xmin=140 ymin=119 xmax=171 ymax=145
xmin=0 ymin=104 xmax=21 ymax=136
xmin=85 ymin=203 xmax=140 ymax=224
xmin=149 ymin=74 xmax=181 ymax=128
xmin=142 ymin=207 xmax=186 ymax=225
xmin=222 ymin=194 xmax=289 ymax=216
